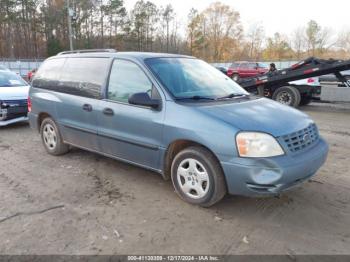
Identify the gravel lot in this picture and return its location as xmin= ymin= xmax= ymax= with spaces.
xmin=0 ymin=103 xmax=349 ymax=255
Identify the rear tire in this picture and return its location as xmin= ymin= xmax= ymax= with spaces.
xmin=40 ymin=117 xmax=69 ymax=156
xmin=272 ymin=86 xmax=301 ymax=107
xmin=171 ymin=146 xmax=227 ymax=207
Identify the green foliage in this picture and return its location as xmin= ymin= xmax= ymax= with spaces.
xmin=306 ymin=20 xmax=321 ymax=45
xmin=263 ymin=33 xmax=293 ymax=60
xmin=47 ymin=38 xmax=64 ymax=56
xmin=305 ymin=20 xmax=323 ymax=56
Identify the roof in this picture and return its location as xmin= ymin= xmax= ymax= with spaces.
xmin=54 ymin=50 xmax=194 ymax=61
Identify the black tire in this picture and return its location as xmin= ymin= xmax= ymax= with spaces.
xmin=299 ymin=95 xmax=312 ymax=106
xmin=272 ymin=86 xmax=301 ymax=107
xmin=40 ymin=117 xmax=69 ymax=156
xmin=232 ymin=73 xmax=240 ymax=82
xmin=171 ymin=146 xmax=227 ymax=207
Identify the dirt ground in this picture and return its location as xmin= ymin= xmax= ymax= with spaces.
xmin=0 ymin=103 xmax=349 ymax=255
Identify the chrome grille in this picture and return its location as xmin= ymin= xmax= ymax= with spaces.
xmin=282 ymin=123 xmax=319 ymax=153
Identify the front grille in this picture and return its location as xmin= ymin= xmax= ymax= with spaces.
xmin=281 ymin=123 xmax=319 ymax=153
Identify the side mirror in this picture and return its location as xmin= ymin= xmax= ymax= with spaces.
xmin=128 ymin=92 xmax=160 ymax=109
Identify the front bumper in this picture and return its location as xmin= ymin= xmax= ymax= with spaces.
xmin=220 ymin=137 xmax=329 ymax=196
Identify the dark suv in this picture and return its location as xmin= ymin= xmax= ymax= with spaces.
xmin=227 ymin=62 xmax=268 ymax=81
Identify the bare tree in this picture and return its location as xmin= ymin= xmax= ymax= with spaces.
xmin=305 ymin=20 xmax=321 ymax=56
xmin=162 ymin=4 xmax=174 ymax=52
xmin=337 ymin=28 xmax=350 ymax=53
xmin=246 ymin=22 xmax=265 ymax=60
xmin=305 ymin=20 xmax=333 ymax=57
xmin=199 ymin=2 xmax=242 ymax=62
xmin=292 ymin=27 xmax=306 ymax=59
xmin=1 ymin=0 xmax=349 ymax=61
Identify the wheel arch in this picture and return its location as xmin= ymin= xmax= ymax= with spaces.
xmin=162 ymin=139 xmax=223 ymax=181
xmin=289 ymin=84 xmax=313 ymax=95
xmin=37 ymin=112 xmax=53 ymax=132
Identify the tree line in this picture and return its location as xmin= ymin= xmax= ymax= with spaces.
xmin=1 ymin=0 xmax=350 ymax=61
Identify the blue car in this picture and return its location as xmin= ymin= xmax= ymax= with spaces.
xmin=28 ymin=50 xmax=328 ymax=207
xmin=0 ymin=69 xmax=30 ymax=126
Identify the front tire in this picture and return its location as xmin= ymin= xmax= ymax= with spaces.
xmin=272 ymin=86 xmax=301 ymax=107
xmin=40 ymin=117 xmax=69 ymax=156
xmin=171 ymin=146 xmax=227 ymax=207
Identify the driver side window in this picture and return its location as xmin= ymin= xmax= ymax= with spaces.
xmin=108 ymin=59 xmax=153 ymax=103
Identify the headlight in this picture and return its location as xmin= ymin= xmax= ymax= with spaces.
xmin=236 ymin=132 xmax=284 ymax=157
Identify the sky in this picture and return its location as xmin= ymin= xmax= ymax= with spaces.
xmin=124 ymin=0 xmax=350 ymax=37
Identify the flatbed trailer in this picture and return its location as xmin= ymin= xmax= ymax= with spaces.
xmin=237 ymin=57 xmax=350 ymax=107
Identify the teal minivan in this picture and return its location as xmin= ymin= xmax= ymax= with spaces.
xmin=28 ymin=50 xmax=328 ymax=207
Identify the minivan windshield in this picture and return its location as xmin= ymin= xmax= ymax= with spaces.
xmin=0 ymin=71 xmax=27 ymax=87
xmin=146 ymin=58 xmax=248 ymax=100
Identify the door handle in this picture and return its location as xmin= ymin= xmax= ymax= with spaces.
xmin=103 ymin=107 xmax=114 ymax=116
xmin=82 ymin=104 xmax=92 ymax=112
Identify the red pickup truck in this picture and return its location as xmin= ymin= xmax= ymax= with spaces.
xmin=227 ymin=62 xmax=269 ymax=81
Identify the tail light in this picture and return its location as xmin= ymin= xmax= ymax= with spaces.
xmin=307 ymin=78 xmax=315 ymax=83
xmin=27 ymin=96 xmax=32 ymax=112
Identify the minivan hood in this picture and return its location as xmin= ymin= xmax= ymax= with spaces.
xmin=0 ymin=85 xmax=29 ymax=100
xmin=196 ymin=98 xmax=313 ymax=137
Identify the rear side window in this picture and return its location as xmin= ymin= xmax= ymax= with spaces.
xmin=230 ymin=63 xmax=239 ymax=68
xmin=248 ymin=63 xmax=257 ymax=69
xmin=58 ymin=57 xmax=110 ymax=99
xmin=32 ymin=58 xmax=65 ymax=89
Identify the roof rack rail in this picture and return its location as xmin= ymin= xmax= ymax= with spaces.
xmin=57 ymin=49 xmax=117 ymax=55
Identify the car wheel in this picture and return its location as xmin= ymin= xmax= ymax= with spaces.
xmin=171 ymin=146 xmax=227 ymax=207
xmin=272 ymin=86 xmax=301 ymax=107
xmin=40 ymin=117 xmax=69 ymax=156
xmin=232 ymin=74 xmax=240 ymax=82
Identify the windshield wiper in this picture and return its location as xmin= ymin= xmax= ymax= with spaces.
xmin=175 ymin=95 xmax=216 ymax=101
xmin=216 ymin=93 xmax=248 ymax=100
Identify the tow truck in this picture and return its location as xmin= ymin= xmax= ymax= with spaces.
xmin=237 ymin=57 xmax=350 ymax=107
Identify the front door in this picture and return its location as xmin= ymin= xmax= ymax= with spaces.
xmin=97 ymin=59 xmax=164 ymax=171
